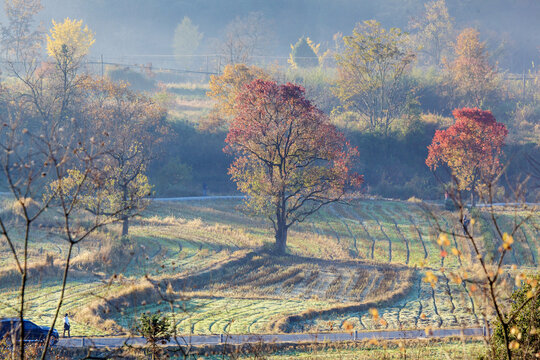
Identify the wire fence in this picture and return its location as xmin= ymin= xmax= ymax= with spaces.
xmin=85 ymin=53 xmax=538 ymax=81
xmin=84 ymin=53 xmax=296 ymax=78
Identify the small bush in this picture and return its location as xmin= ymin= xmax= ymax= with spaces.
xmin=71 ymin=235 xmax=135 ymax=273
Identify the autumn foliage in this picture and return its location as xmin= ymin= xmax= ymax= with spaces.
xmin=203 ymin=63 xmax=270 ymax=131
xmin=426 ymin=108 xmax=508 ymax=203
xmin=334 ymin=20 xmax=415 ymax=135
xmin=446 ymin=28 xmax=497 ymax=107
xmin=225 ymin=79 xmax=362 ymax=254
xmin=46 ymin=17 xmax=95 ymax=69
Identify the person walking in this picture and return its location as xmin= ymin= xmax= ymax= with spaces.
xmin=63 ymin=313 xmax=71 ymax=338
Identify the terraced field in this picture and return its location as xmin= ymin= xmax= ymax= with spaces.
xmin=114 ymin=297 xmax=333 ymax=335
xmin=294 ymin=272 xmax=480 ymax=332
xmin=0 ymin=197 xmax=537 ymax=337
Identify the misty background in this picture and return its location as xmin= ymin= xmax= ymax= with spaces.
xmin=2 ymin=0 xmax=538 ymax=73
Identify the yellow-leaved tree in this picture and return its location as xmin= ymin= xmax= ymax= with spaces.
xmin=201 ymin=63 xmax=270 ymax=131
xmin=46 ymin=17 xmax=94 ymax=67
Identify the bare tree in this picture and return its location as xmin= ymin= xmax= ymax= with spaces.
xmin=219 ymin=12 xmax=276 ymax=65
xmin=0 ymin=0 xmax=42 ymax=64
xmin=76 ymin=78 xmax=168 ymax=236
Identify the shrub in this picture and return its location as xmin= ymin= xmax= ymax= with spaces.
xmin=490 ymin=275 xmax=540 ymax=359
xmin=71 ymin=235 xmax=135 ymax=273
xmin=135 ymin=312 xmax=172 ymax=360
xmin=511 ymin=102 xmax=540 ymax=145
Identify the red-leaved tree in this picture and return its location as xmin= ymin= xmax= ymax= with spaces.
xmin=225 ymin=79 xmax=363 ymax=254
xmin=426 ymin=108 xmax=508 ymax=205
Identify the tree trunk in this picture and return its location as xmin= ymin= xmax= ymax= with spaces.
xmin=121 ymin=185 xmax=129 ymax=237
xmin=273 ymin=190 xmax=288 ymax=255
xmin=122 ymin=216 xmax=129 ymax=237
xmin=471 ymin=180 xmax=477 ymax=207
xmin=274 ymin=223 xmax=287 ymax=255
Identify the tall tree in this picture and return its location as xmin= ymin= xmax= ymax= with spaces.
xmin=334 ymin=20 xmax=415 ymax=136
xmin=202 ymin=63 xmax=270 ymax=131
xmin=446 ymin=28 xmax=497 ymax=108
xmin=409 ymin=0 xmax=454 ymax=66
xmin=225 ymin=80 xmax=362 ymax=254
xmin=426 ymin=108 xmax=508 ymax=206
xmin=218 ymin=12 xmax=275 ymax=65
xmin=172 ymin=16 xmax=203 ymax=68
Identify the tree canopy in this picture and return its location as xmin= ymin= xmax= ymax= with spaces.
xmin=409 ymin=0 xmax=454 ymax=66
xmin=218 ymin=12 xmax=275 ymax=65
xmin=46 ymin=18 xmax=95 ymax=61
xmin=334 ymin=20 xmax=415 ymax=136
xmin=446 ymin=28 xmax=497 ymax=107
xmin=172 ymin=16 xmax=203 ymax=67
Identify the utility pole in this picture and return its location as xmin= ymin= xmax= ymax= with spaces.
xmin=522 ymin=71 xmax=526 ymax=96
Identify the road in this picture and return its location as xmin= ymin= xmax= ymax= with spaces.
xmin=4 ymin=191 xmax=536 ymax=207
xmin=151 ymin=195 xmax=539 ymax=208
xmin=152 ymin=195 xmax=245 ymax=202
xmin=58 ymin=327 xmax=486 ymax=348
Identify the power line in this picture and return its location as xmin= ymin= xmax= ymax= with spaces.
xmin=86 ymin=61 xmax=219 ymax=75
